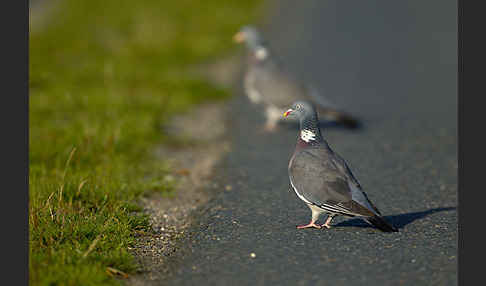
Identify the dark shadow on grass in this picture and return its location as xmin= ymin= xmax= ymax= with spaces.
xmin=333 ymin=207 xmax=456 ymax=230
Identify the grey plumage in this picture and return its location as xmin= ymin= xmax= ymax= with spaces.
xmin=285 ymin=101 xmax=397 ymax=232
xmin=234 ymin=26 xmax=359 ymax=131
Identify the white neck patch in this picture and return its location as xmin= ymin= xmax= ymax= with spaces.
xmin=255 ymin=47 xmax=268 ymax=60
xmin=300 ymin=129 xmax=316 ymax=142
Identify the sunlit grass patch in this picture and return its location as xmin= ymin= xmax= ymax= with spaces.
xmin=29 ymin=0 xmax=262 ymax=284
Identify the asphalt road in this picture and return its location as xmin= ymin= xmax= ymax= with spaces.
xmin=162 ymin=1 xmax=457 ymax=285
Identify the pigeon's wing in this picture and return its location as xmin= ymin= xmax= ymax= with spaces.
xmin=289 ymin=147 xmax=379 ymax=217
xmin=305 ymin=84 xmax=338 ymax=109
xmin=250 ymin=60 xmax=309 ymax=109
xmin=305 ymin=85 xmax=360 ymax=128
xmin=331 ymin=152 xmax=383 ymax=216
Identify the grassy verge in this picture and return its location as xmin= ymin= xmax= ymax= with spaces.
xmin=29 ymin=0 xmax=261 ymax=285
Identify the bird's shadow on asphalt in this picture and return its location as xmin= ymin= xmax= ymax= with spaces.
xmin=333 ymin=207 xmax=456 ymax=230
xmin=318 ymin=120 xmax=364 ymax=131
xmin=280 ymin=120 xmax=365 ymax=132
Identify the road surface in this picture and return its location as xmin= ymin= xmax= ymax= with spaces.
xmin=161 ymin=1 xmax=457 ymax=285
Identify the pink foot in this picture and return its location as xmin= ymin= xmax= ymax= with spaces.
xmin=322 ymin=216 xmax=334 ymax=229
xmin=297 ymin=222 xmax=322 ymax=229
xmin=322 ymin=222 xmax=332 ymax=229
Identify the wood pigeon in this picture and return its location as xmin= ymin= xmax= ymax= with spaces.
xmin=234 ymin=25 xmax=359 ymax=132
xmin=284 ymin=100 xmax=397 ymax=232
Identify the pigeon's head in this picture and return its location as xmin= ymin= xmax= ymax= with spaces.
xmin=283 ymin=101 xmax=317 ymax=120
xmin=233 ymin=25 xmax=264 ymax=51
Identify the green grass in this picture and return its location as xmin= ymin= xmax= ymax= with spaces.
xmin=29 ymin=0 xmax=262 ymax=285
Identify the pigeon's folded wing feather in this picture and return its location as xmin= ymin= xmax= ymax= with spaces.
xmin=289 ymin=148 xmax=378 ymax=217
xmin=250 ymin=62 xmax=309 ymax=109
xmin=331 ymin=153 xmax=383 ymax=216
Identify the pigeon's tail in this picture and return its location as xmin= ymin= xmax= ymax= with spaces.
xmin=365 ymin=215 xmax=398 ymax=233
xmin=306 ymin=85 xmax=359 ymax=129
xmin=317 ymin=108 xmax=360 ymax=129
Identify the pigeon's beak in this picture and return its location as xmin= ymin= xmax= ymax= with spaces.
xmin=233 ymin=31 xmax=245 ymax=43
xmin=283 ymin=109 xmax=293 ymax=117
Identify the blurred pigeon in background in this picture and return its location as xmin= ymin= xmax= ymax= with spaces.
xmin=234 ymin=26 xmax=359 ymax=132
xmin=284 ymin=101 xmax=397 ymax=232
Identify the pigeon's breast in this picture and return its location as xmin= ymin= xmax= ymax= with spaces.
xmin=288 ymin=171 xmax=312 ymax=205
xmin=288 ymin=150 xmax=312 ymax=205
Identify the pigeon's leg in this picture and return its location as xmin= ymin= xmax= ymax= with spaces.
xmin=297 ymin=204 xmax=323 ymax=229
xmin=263 ymin=106 xmax=282 ymax=132
xmin=322 ymin=214 xmax=336 ymax=229
xmin=264 ymin=120 xmax=278 ymax=132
